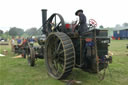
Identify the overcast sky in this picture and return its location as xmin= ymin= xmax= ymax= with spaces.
xmin=0 ymin=0 xmax=128 ymax=32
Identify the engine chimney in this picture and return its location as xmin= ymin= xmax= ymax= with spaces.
xmin=41 ymin=9 xmax=47 ymax=26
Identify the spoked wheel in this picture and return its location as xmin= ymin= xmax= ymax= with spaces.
xmin=45 ymin=32 xmax=75 ymax=79
xmin=46 ymin=13 xmax=66 ymax=33
xmin=27 ymin=47 xmax=35 ymax=67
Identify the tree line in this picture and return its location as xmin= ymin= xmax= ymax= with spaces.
xmin=0 ymin=22 xmax=128 ymax=39
xmin=0 ymin=27 xmax=42 ymax=39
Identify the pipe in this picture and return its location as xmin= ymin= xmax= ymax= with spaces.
xmin=41 ymin=9 xmax=47 ymax=34
xmin=41 ymin=9 xmax=47 ymax=26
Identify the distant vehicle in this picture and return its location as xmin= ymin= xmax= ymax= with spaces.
xmin=113 ymin=29 xmax=128 ymax=40
xmin=0 ymin=38 xmax=5 ymax=42
xmin=0 ymin=37 xmax=8 ymax=45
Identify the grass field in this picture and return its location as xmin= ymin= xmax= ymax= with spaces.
xmin=0 ymin=40 xmax=128 ymax=85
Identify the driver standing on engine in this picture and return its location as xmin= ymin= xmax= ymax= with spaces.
xmin=75 ymin=9 xmax=88 ymax=35
xmin=75 ymin=9 xmax=88 ymax=66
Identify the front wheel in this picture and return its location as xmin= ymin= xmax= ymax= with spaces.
xmin=27 ymin=47 xmax=35 ymax=66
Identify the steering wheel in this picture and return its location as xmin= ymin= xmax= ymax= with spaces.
xmin=89 ymin=19 xmax=97 ymax=28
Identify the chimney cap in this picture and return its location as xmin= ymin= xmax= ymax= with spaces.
xmin=41 ymin=9 xmax=47 ymax=11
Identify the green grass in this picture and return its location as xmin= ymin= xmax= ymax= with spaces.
xmin=0 ymin=40 xmax=128 ymax=85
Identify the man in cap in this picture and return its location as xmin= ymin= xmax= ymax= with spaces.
xmin=75 ymin=9 xmax=88 ymax=35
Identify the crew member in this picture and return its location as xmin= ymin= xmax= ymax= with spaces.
xmin=75 ymin=10 xmax=88 ymax=66
xmin=75 ymin=9 xmax=88 ymax=35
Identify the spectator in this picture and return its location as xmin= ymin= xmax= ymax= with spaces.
xmin=17 ymin=36 xmax=22 ymax=45
xmin=10 ymin=36 xmax=15 ymax=52
xmin=29 ymin=36 xmax=35 ymax=44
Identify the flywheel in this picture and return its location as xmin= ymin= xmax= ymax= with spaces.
xmin=45 ymin=32 xmax=75 ymax=79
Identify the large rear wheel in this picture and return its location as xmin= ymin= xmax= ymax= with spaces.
xmin=45 ymin=32 xmax=75 ymax=79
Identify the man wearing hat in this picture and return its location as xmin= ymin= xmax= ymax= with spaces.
xmin=75 ymin=10 xmax=88 ymax=66
xmin=75 ymin=9 xmax=88 ymax=35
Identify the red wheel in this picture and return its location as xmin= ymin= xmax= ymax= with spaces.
xmin=89 ymin=19 xmax=97 ymax=27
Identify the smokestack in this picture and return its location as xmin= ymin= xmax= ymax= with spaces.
xmin=41 ymin=9 xmax=47 ymax=26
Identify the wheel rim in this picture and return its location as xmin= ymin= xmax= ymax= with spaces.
xmin=45 ymin=32 xmax=75 ymax=79
xmin=27 ymin=47 xmax=35 ymax=66
xmin=48 ymin=34 xmax=64 ymax=77
xmin=27 ymin=51 xmax=31 ymax=65
xmin=46 ymin=13 xmax=66 ymax=34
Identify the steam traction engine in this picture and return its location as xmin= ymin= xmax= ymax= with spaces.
xmin=28 ymin=9 xmax=112 ymax=79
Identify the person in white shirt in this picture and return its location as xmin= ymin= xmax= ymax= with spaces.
xmin=10 ymin=37 xmax=15 ymax=52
